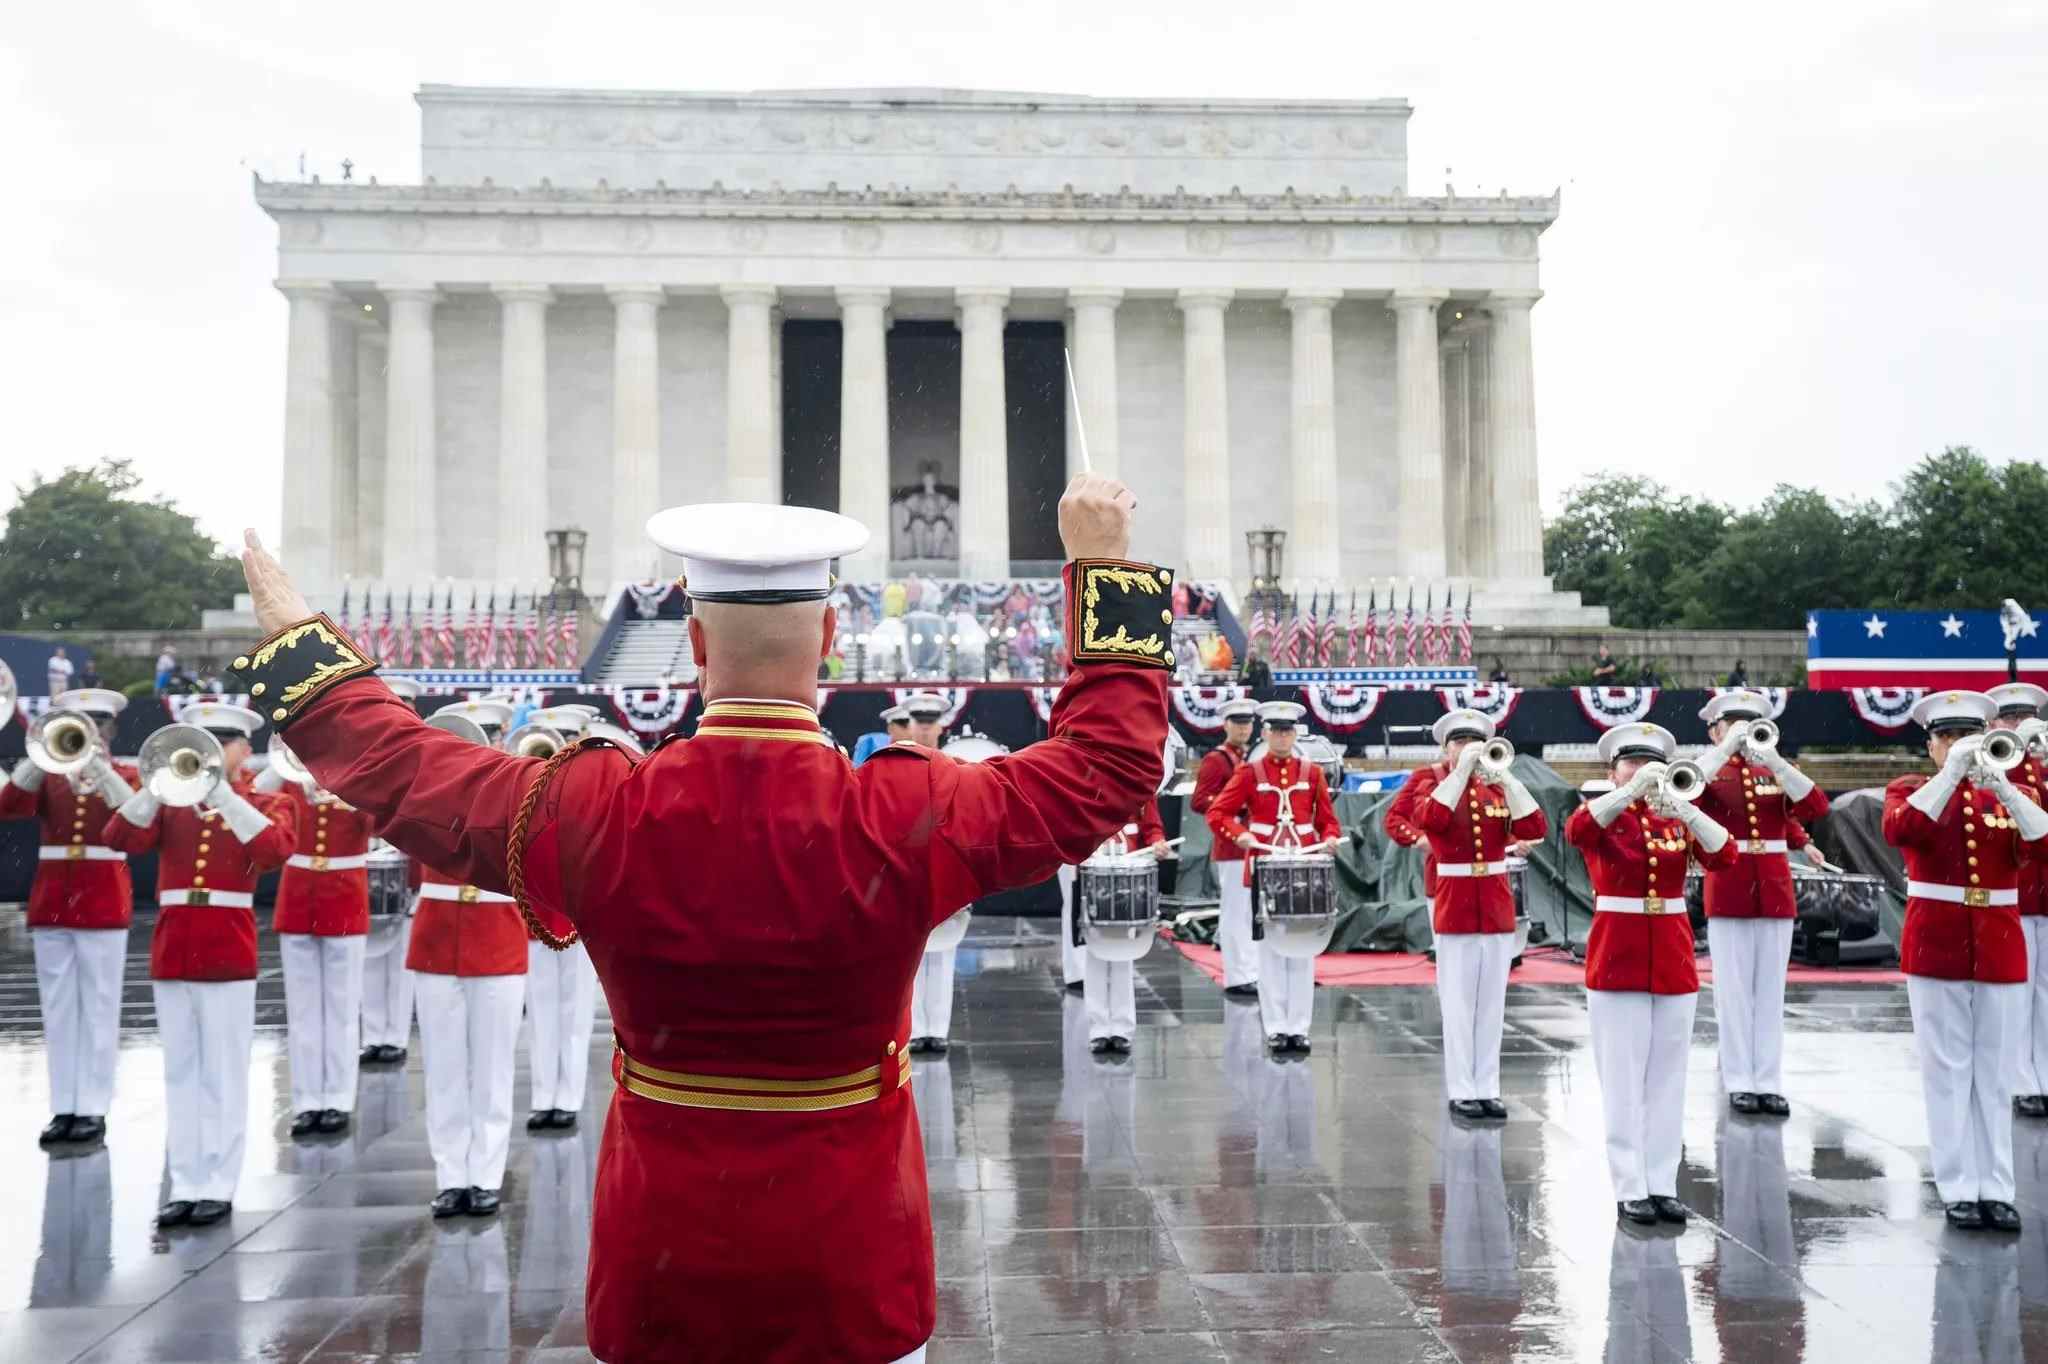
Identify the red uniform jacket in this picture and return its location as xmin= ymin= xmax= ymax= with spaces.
xmin=1692 ymin=758 xmax=1831 ymax=919
xmin=1883 ymin=774 xmax=2045 ymax=983
xmin=0 ymin=763 xmax=140 ymax=929
xmin=270 ymin=785 xmax=376 ymax=937
xmin=1191 ymin=744 xmax=1249 ymax=863
xmin=1405 ymin=767 xmax=1549 ymax=935
xmin=406 ymin=866 xmax=529 ymax=977
xmin=103 ymin=777 xmax=296 ymax=982
xmin=2021 ymin=755 xmax=2048 ymax=917
xmin=1566 ymin=802 xmax=1738 ymax=994
xmin=1204 ymin=754 xmax=1342 ymax=886
xmin=1384 ymin=764 xmax=1445 ymax=898
xmin=279 ymin=580 xmax=1166 ymax=1364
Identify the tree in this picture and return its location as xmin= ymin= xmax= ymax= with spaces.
xmin=1674 ymin=487 xmax=1892 ymax=629
xmin=0 ymin=460 xmax=242 ymax=631
xmin=1542 ymin=473 xmax=1729 ymax=629
xmin=1884 ymin=447 xmax=2048 ymax=608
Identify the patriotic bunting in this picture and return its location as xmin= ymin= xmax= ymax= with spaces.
xmin=609 ymin=685 xmax=695 ymax=739
xmin=1573 ymin=687 xmax=1661 ymax=729
xmin=1302 ymin=683 xmax=1385 ymax=733
xmin=1848 ymin=687 xmax=1925 ymax=732
xmin=1438 ymin=685 xmax=1523 ymax=727
xmin=1169 ymin=685 xmax=1251 ymax=732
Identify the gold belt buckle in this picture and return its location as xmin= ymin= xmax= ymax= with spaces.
xmin=311 ymin=855 xmax=329 ymax=871
xmin=188 ymin=889 xmax=211 ymax=907
xmin=1964 ymin=887 xmax=1990 ymax=908
xmin=458 ymin=885 xmax=481 ymax=904
xmin=65 ymin=845 xmax=85 ymax=861
xmin=1643 ymin=896 xmax=1667 ymax=915
xmin=1472 ymin=860 xmax=1489 ymax=875
xmin=1743 ymin=839 xmax=1767 ymax=855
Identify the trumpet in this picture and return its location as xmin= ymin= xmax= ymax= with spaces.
xmin=139 ymin=724 xmax=225 ymax=808
xmin=505 ymin=722 xmax=566 ymax=760
xmin=2017 ymin=716 xmax=2048 ymax=756
xmin=267 ymin=735 xmax=316 ymax=789
xmin=1653 ymin=758 xmax=1708 ymax=812
xmin=1742 ymin=718 xmax=1779 ymax=755
xmin=1477 ymin=737 xmax=1516 ymax=777
xmin=29 ymin=708 xmax=102 ymax=779
xmin=1977 ymin=729 xmax=2028 ymax=779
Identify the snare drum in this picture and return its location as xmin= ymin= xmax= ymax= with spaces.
xmin=365 ymin=842 xmax=412 ymax=919
xmin=1254 ymin=851 xmax=1339 ymax=959
xmin=1078 ymin=853 xmax=1160 ymax=961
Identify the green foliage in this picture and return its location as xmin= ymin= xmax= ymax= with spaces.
xmin=0 ymin=461 xmax=241 ymax=631
xmin=1545 ymin=447 xmax=2041 ymax=630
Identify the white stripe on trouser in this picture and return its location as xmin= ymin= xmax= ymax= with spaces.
xmin=1057 ymin=864 xmax=1084 ymax=986
xmin=1257 ymin=941 xmax=1315 ymax=1038
xmin=911 ymin=947 xmax=956 ymax=1041
xmin=1707 ymin=917 xmax=1794 ymax=1095
xmin=1907 ymin=974 xmax=2022 ymax=1204
xmin=414 ymin=972 xmax=525 ymax=1191
xmin=31 ymin=927 xmax=126 ymax=1117
xmin=152 ymin=978 xmax=256 ymax=1203
xmin=280 ymin=932 xmax=367 ymax=1112
xmin=525 ymin=940 xmax=598 ymax=1113
xmin=1434 ymin=932 xmax=1514 ymax=1101
xmin=2018 ymin=918 xmax=2048 ymax=1095
xmin=1084 ymin=953 xmax=1136 ymax=1041
xmin=1217 ymin=873 xmax=1258 ymax=988
xmin=1586 ymin=989 xmax=1696 ymax=1202
xmin=359 ymin=915 xmax=416 ymax=1050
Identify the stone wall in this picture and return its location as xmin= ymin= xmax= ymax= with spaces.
xmin=1472 ymin=627 xmax=1808 ymax=687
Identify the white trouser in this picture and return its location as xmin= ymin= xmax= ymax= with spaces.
xmin=526 ymin=940 xmax=598 ymax=1113
xmin=360 ymin=915 xmax=416 ymax=1050
xmin=280 ymin=932 xmax=367 ymax=1113
xmin=1907 ymin=974 xmax=2023 ymax=1204
xmin=33 ymin=1145 xmax=112 ymax=1305
xmin=1057 ymin=864 xmax=1085 ymax=986
xmin=1257 ymin=941 xmax=1315 ymax=1038
xmin=519 ymin=1123 xmax=593 ymax=1293
xmin=911 ymin=947 xmax=956 ymax=1041
xmin=1217 ymin=871 xmax=1258 ymax=988
xmin=1255 ymin=1053 xmax=1318 ymax=1173
xmin=1440 ymin=1118 xmax=1516 ymax=1301
xmin=1586 ymin=989 xmax=1696 ymax=1202
xmin=1222 ymin=990 xmax=1265 ymax=1104
xmin=911 ymin=1053 xmax=958 ymax=1160
xmin=423 ymin=1220 xmax=511 ymax=1355
xmin=415 ymin=972 xmax=526 ymax=1191
xmin=1717 ymin=1117 xmax=1798 ymax=1303
xmin=153 ymin=979 xmax=255 ymax=1203
xmin=2019 ymin=918 xmax=2048 ymax=1095
xmin=1603 ymin=1229 xmax=1687 ymax=1364
xmin=1435 ymin=931 xmax=1515 ymax=1101
xmin=32 ymin=927 xmax=127 ymax=1117
xmin=1707 ymin=916 xmax=1794 ymax=1095
xmin=889 ymin=1348 xmax=928 ymax=1364
xmin=1084 ymin=953 xmax=1136 ymax=1041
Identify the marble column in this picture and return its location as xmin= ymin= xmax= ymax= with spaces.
xmin=279 ymin=281 xmax=339 ymax=592
xmin=353 ymin=323 xmax=388 ymax=581
xmin=1177 ymin=290 xmax=1234 ymax=583
xmin=1284 ymin=290 xmax=1342 ymax=584
xmin=329 ymin=308 xmax=360 ymax=579
xmin=1440 ymin=333 xmax=1471 ymax=576
xmin=379 ymin=285 xmax=440 ymax=584
xmin=956 ymin=287 xmax=1011 ymax=579
xmin=1486 ymin=289 xmax=1545 ymax=581
xmin=1463 ymin=324 xmax=1495 ymax=579
xmin=722 ymin=285 xmax=779 ymax=506
xmin=1067 ymin=288 xmax=1122 ymax=478
xmin=495 ymin=286 xmax=553 ymax=584
xmin=606 ymin=287 xmax=663 ymax=585
xmin=1388 ymin=288 xmax=1450 ymax=580
xmin=836 ymin=287 xmax=892 ymax=578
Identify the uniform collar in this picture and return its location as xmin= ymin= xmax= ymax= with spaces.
xmin=696 ymin=697 xmax=833 ymax=747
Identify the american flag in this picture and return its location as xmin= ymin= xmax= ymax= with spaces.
xmin=522 ymin=588 xmax=542 ymax=668
xmin=558 ymin=594 xmax=580 ymax=667
xmin=402 ymin=589 xmax=420 ymax=668
xmin=1251 ymin=599 xmax=1277 ymax=663
xmin=1340 ymin=591 xmax=1359 ymax=668
xmin=1419 ymin=586 xmax=1437 ymax=665
xmin=376 ymin=592 xmax=396 ymax=665
xmin=463 ymin=589 xmax=483 ymax=667
xmin=338 ymin=583 xmax=352 ymax=641
xmin=437 ymin=585 xmax=456 ymax=667
xmin=1318 ymin=591 xmax=1341 ymax=666
xmin=1403 ymin=584 xmax=1418 ymax=667
xmin=413 ymin=589 xmax=434 ymax=669
xmin=1356 ymin=587 xmax=1377 ymax=667
xmin=1458 ymin=587 xmax=1474 ymax=664
xmin=541 ymin=594 xmax=560 ymax=670
xmin=480 ymin=591 xmax=497 ymax=670
xmin=1285 ymin=594 xmax=1311 ymax=668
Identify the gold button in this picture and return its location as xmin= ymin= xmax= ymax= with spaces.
xmin=1968 ymin=839 xmax=1978 ymax=849
xmin=196 ymin=857 xmax=209 ymax=868
xmin=232 ymin=656 xmax=249 ymax=669
xmin=1969 ymin=857 xmax=1979 ymax=867
xmin=192 ymin=876 xmax=205 ymax=887
xmin=1971 ymin=875 xmax=1981 ymax=886
xmin=71 ymin=835 xmax=84 ymax=845
xmin=886 ymin=1041 xmax=897 ymax=1056
xmin=273 ymin=707 xmax=288 ymax=722
xmin=73 ymin=817 xmax=85 ymax=828
xmin=251 ymin=683 xmax=266 ymax=697
xmin=1160 ymin=609 xmax=1173 ymax=625
xmin=1966 ymin=825 xmax=1977 ymax=835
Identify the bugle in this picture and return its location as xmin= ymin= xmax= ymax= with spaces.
xmin=1742 ymin=718 xmax=1779 ymax=755
xmin=139 ymin=724 xmax=225 ymax=808
xmin=1657 ymin=758 xmax=1707 ymax=809
xmin=1978 ymin=729 xmax=2027 ymax=778
xmin=505 ymin=722 xmax=566 ymax=760
xmin=1477 ymin=737 xmax=1516 ymax=777
xmin=267 ymin=735 xmax=315 ymax=788
xmin=29 ymin=708 xmax=101 ymax=779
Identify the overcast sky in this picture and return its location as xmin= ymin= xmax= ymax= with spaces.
xmin=3 ymin=0 xmax=2042 ymax=551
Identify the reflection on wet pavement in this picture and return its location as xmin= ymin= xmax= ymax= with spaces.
xmin=0 ymin=916 xmax=2043 ymax=1361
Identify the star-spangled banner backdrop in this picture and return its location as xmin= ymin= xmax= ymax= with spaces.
xmin=1806 ymin=609 xmax=2048 ymax=689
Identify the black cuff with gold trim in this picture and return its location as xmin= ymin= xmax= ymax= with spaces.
xmin=1065 ymin=559 xmax=1175 ymax=671
xmin=229 ymin=614 xmax=379 ymax=729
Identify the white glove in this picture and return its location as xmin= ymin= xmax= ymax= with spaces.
xmin=251 ymin=765 xmax=286 ymax=794
xmin=1943 ymin=735 xmax=1983 ymax=778
xmin=117 ymin=788 xmax=160 ymax=828
xmin=1762 ymin=750 xmax=1815 ymax=802
xmin=1587 ymin=785 xmax=1638 ymax=828
xmin=204 ymin=785 xmax=275 ymax=844
xmin=1702 ymin=729 xmax=1746 ymax=775
xmin=1502 ymin=772 xmax=1538 ymax=820
xmin=1906 ymin=766 xmax=1962 ymax=823
xmin=9 ymin=758 xmax=43 ymax=793
xmin=1985 ymin=771 xmax=2048 ymax=842
xmin=1431 ymin=745 xmax=1483 ymax=810
xmin=86 ymin=757 xmax=134 ymax=806
xmin=1673 ymin=799 xmax=1731 ymax=854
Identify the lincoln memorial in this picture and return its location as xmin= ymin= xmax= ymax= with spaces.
xmin=258 ymin=85 xmax=1599 ymax=621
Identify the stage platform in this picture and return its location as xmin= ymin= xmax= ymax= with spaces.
xmin=0 ymin=914 xmax=2040 ymax=1362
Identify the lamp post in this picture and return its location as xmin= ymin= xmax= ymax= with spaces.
xmin=545 ymin=527 xmax=589 ymax=597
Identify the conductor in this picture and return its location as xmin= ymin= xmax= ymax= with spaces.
xmin=231 ymin=475 xmax=1171 ymax=1364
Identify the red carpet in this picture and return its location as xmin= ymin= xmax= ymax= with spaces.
xmin=1164 ymin=935 xmax=1904 ymax=988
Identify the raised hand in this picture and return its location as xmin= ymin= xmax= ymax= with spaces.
xmin=1058 ymin=473 xmax=1137 ymax=562
xmin=241 ymin=529 xmax=313 ymax=637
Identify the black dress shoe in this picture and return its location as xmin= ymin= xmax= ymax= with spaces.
xmin=1729 ymin=1092 xmax=1760 ymax=1114
xmin=290 ymin=1110 xmax=321 ymax=1138
xmin=1981 ymin=1200 xmax=2023 ymax=1233
xmin=1108 ymin=1036 xmax=1132 ymax=1054
xmin=65 ymin=1115 xmax=105 ymax=1143
xmin=1064 ymin=980 xmax=1085 ymax=994
xmin=908 ymin=1037 xmax=930 ymax=1054
xmin=38 ymin=1115 xmax=75 ymax=1146
xmin=188 ymin=1200 xmax=231 ymax=1227
xmin=1479 ymin=1099 xmax=1508 ymax=1120
xmin=548 ymin=1109 xmax=578 ymax=1129
xmin=1289 ymin=1035 xmax=1312 ymax=1054
xmin=1617 ymin=1199 xmax=1659 ymax=1226
xmin=2017 ymin=1094 xmax=2048 ymax=1118
xmin=526 ymin=1110 xmax=553 ymax=1131
xmin=316 ymin=1109 xmax=349 ymax=1134
xmin=384 ymin=1046 xmax=408 ymax=1064
xmin=359 ymin=1046 xmax=382 ymax=1065
xmin=1757 ymin=1093 xmax=1791 ymax=1117
xmin=430 ymin=1188 xmax=471 ymax=1218
xmin=467 ymin=1187 xmax=501 ymax=1216
xmin=1267 ymin=1034 xmax=1289 ymax=1052
xmin=926 ymin=1039 xmax=948 ymax=1055
xmin=1090 ymin=1037 xmax=1114 ymax=1054
xmin=1649 ymin=1196 xmax=1690 ymax=1224
xmin=156 ymin=1200 xmax=195 ymax=1228
xmin=1946 ymin=1201 xmax=1986 ymax=1229
xmin=1449 ymin=1099 xmax=1490 ymax=1120
xmin=1224 ymin=983 xmax=1260 ymax=998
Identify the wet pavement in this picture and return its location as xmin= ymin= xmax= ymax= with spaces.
xmin=0 ymin=912 xmax=2043 ymax=1361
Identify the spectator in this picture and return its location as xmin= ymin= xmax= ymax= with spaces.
xmin=1727 ymin=659 xmax=1748 ymax=688
xmin=155 ymin=647 xmax=177 ymax=693
xmin=1637 ymin=661 xmax=1663 ymax=687
xmin=1489 ymin=659 xmax=1512 ymax=686
xmin=1241 ymin=649 xmax=1273 ymax=690
xmin=1590 ymin=644 xmax=1618 ymax=683
xmin=46 ymin=646 xmax=73 ymax=697
xmin=76 ymin=663 xmax=102 ymax=691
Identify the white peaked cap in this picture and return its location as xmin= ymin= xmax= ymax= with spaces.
xmin=186 ymin=702 xmax=265 ymax=737
xmin=880 ymin=705 xmax=911 ymax=723
xmin=1699 ymin=690 xmax=1771 ymax=724
xmin=645 ymin=502 xmax=869 ymax=603
xmin=61 ymin=688 xmax=127 ymax=717
xmin=1911 ymin=690 xmax=1997 ymax=732
xmin=1597 ymin=723 xmax=1677 ymax=765
xmin=1986 ymin=683 xmax=2048 ymax=715
xmin=433 ymin=697 xmax=515 ymax=729
xmin=1431 ymin=709 xmax=1494 ymax=746
xmin=1219 ymin=698 xmax=1258 ymax=720
xmin=900 ymin=692 xmax=948 ymax=719
xmin=531 ymin=704 xmax=601 ymax=734
xmin=1257 ymin=700 xmax=1305 ymax=725
xmin=382 ymin=676 xmax=425 ymax=699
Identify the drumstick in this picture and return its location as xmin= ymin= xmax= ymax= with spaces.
xmin=1064 ymin=348 xmax=1092 ymax=474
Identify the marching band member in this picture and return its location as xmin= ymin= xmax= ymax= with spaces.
xmin=232 ymin=474 xmax=1167 ymax=1363
xmin=1 ymin=689 xmax=138 ymax=1147
xmin=1081 ymin=799 xmax=1170 ymax=1056
xmin=853 ymin=703 xmax=911 ymax=767
xmin=256 ymin=746 xmax=376 ymax=1138
xmin=1693 ymin=690 xmax=1831 ymax=1118
xmin=359 ymin=675 xmax=423 ymax=1066
xmin=412 ymin=697 xmax=527 ymax=1218
xmin=104 ymin=702 xmax=295 ymax=1229
xmin=1565 ymin=723 xmax=1736 ymax=1227
xmin=1883 ymin=690 xmax=2048 ymax=1232
xmin=905 ymin=692 xmax=962 ymax=1054
xmin=521 ymin=704 xmax=605 ymax=1131
xmin=1988 ymin=682 xmax=2048 ymax=1118
xmin=1205 ymin=701 xmax=1343 ymax=1054
xmin=1191 ymin=697 xmax=1259 ymax=996
xmin=1400 ymin=709 xmax=1549 ymax=1120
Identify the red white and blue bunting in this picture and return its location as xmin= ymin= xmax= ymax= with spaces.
xmin=1710 ymin=686 xmax=1789 ymax=720
xmin=608 ymin=685 xmax=695 ymax=740
xmin=1302 ymin=683 xmax=1385 ymax=734
xmin=892 ymin=687 xmax=973 ymax=728
xmin=1573 ymin=687 xmax=1660 ymax=730
xmin=1848 ymin=687 xmax=1925 ymax=733
xmin=1169 ymin=685 xmax=1250 ymax=732
xmin=1438 ymin=686 xmax=1523 ymax=727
